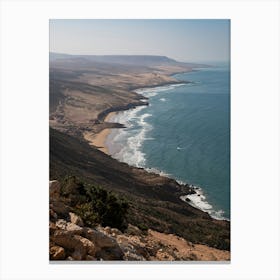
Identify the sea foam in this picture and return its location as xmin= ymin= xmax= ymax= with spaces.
xmin=109 ymin=84 xmax=185 ymax=167
xmin=108 ymin=106 xmax=152 ymax=167
xmin=180 ymin=186 xmax=228 ymax=221
xmin=135 ymin=83 xmax=186 ymax=97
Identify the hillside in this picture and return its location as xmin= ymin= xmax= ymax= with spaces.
xmin=50 ymin=128 xmax=230 ymax=251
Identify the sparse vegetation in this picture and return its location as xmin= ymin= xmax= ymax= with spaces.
xmin=60 ymin=176 xmax=129 ymax=231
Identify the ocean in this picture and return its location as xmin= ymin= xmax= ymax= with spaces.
xmin=106 ymin=62 xmax=230 ymax=220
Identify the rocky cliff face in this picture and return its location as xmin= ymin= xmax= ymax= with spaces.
xmin=50 ymin=180 xmax=230 ymax=261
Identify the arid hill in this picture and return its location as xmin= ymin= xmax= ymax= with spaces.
xmin=49 ymin=54 xmax=203 ymax=136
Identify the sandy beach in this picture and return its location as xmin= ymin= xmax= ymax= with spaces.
xmin=104 ymin=111 xmax=117 ymax=123
xmin=83 ymin=112 xmax=116 ymax=154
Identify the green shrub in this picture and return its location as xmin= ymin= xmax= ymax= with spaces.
xmin=61 ymin=176 xmax=129 ymax=230
xmin=75 ymin=202 xmax=99 ymax=227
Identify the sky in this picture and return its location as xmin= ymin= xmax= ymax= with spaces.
xmin=50 ymin=19 xmax=230 ymax=63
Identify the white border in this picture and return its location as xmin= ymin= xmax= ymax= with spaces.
xmin=0 ymin=1 xmax=279 ymax=279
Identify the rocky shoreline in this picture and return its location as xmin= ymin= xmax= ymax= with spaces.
xmin=87 ymin=80 xmax=205 ymax=208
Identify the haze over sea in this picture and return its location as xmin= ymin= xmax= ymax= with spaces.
xmin=107 ymin=62 xmax=230 ymax=220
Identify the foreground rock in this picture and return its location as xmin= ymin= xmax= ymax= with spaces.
xmin=49 ymin=181 xmax=230 ymax=261
xmin=50 ymin=220 xmax=230 ymax=261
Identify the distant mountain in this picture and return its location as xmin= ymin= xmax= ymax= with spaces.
xmin=49 ymin=52 xmax=208 ymax=68
xmin=83 ymin=55 xmax=178 ymax=66
xmin=49 ymin=52 xmax=176 ymax=65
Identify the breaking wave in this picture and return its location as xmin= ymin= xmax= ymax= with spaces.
xmin=180 ymin=186 xmax=228 ymax=221
xmin=107 ymin=106 xmax=151 ymax=167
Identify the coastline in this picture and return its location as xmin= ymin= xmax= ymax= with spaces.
xmin=83 ymin=112 xmax=116 ymax=154
xmin=79 ymin=67 xmax=229 ymax=221
xmin=85 ymin=79 xmax=190 ymax=156
xmin=50 ymin=62 xmax=230 ymax=252
xmin=92 ymin=74 xmax=229 ymax=222
xmin=89 ymin=82 xmax=187 ymax=157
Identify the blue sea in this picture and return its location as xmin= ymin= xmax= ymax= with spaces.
xmin=106 ymin=62 xmax=230 ymax=220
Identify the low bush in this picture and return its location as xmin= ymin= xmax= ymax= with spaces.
xmin=61 ymin=176 xmax=129 ymax=231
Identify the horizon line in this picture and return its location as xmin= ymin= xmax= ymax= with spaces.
xmin=49 ymin=52 xmax=229 ymax=63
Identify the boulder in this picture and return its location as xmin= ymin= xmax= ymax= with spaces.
xmin=66 ymin=223 xmax=83 ymax=235
xmin=50 ymin=201 xmax=70 ymax=216
xmin=125 ymin=224 xmax=142 ymax=236
xmin=116 ymin=235 xmax=131 ymax=245
xmin=117 ymin=235 xmax=150 ymax=260
xmin=123 ymin=250 xmax=146 ymax=261
xmin=111 ymin=228 xmax=122 ymax=236
xmin=50 ymin=245 xmax=65 ymax=260
xmin=71 ymin=249 xmax=85 ymax=261
xmin=51 ymin=230 xmax=96 ymax=260
xmin=103 ymin=226 xmax=111 ymax=235
xmin=83 ymin=227 xmax=118 ymax=248
xmin=83 ymin=227 xmax=124 ymax=260
xmin=74 ymin=235 xmax=96 ymax=256
xmin=69 ymin=212 xmax=84 ymax=227
xmin=133 ymin=244 xmax=150 ymax=259
xmin=55 ymin=219 xmax=67 ymax=230
xmin=51 ymin=230 xmax=79 ymax=249
xmin=96 ymin=246 xmax=124 ymax=260
xmin=55 ymin=219 xmax=83 ymax=235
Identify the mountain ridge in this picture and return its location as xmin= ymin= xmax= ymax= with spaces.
xmin=49 ymin=52 xmax=209 ymax=68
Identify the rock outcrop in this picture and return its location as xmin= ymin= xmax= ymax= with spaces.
xmin=49 ymin=180 xmax=230 ymax=261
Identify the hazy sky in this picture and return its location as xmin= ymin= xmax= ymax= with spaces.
xmin=50 ymin=19 xmax=230 ymax=62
